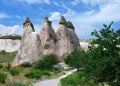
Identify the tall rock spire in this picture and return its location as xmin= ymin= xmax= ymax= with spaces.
xmin=22 ymin=17 xmax=35 ymax=39
xmin=12 ymin=17 xmax=42 ymax=66
xmin=56 ymin=17 xmax=80 ymax=61
xmin=40 ymin=17 xmax=57 ymax=55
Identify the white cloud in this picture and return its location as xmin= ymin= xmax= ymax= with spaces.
xmin=53 ymin=2 xmax=59 ymax=6
xmin=49 ymin=12 xmax=61 ymax=21
xmin=0 ymin=24 xmax=23 ymax=35
xmin=19 ymin=0 xmax=50 ymax=4
xmin=44 ymin=0 xmax=50 ymax=4
xmin=49 ymin=12 xmax=61 ymax=31
xmin=81 ymin=0 xmax=120 ymax=8
xmin=63 ymin=0 xmax=120 ymax=38
xmin=71 ymin=0 xmax=80 ymax=5
xmin=0 ymin=13 xmax=8 ymax=19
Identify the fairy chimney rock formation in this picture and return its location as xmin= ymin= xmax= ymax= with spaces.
xmin=12 ymin=18 xmax=42 ymax=66
xmin=56 ymin=16 xmax=80 ymax=61
xmin=40 ymin=17 xmax=57 ymax=55
xmin=12 ymin=16 xmax=81 ymax=66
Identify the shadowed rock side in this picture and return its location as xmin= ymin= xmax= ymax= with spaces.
xmin=12 ymin=18 xmax=42 ymax=66
xmin=55 ymin=16 xmax=80 ymax=61
xmin=40 ymin=17 xmax=57 ymax=55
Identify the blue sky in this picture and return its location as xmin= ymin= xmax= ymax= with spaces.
xmin=0 ymin=0 xmax=120 ymax=38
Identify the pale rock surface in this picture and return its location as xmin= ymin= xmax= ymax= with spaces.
xmin=55 ymin=16 xmax=80 ymax=61
xmin=12 ymin=18 xmax=42 ymax=66
xmin=0 ymin=39 xmax=20 ymax=52
xmin=39 ymin=17 xmax=57 ymax=55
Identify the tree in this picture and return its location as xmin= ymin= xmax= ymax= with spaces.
xmin=84 ymin=22 xmax=120 ymax=85
xmin=65 ymin=50 xmax=87 ymax=71
xmin=64 ymin=22 xmax=120 ymax=86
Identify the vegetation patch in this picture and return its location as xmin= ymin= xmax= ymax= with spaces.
xmin=0 ymin=51 xmax=17 ymax=63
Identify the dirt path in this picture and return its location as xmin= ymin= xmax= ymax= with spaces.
xmin=34 ymin=69 xmax=77 ymax=86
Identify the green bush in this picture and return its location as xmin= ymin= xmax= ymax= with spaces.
xmin=21 ymin=62 xmax=32 ymax=68
xmin=34 ymin=54 xmax=59 ymax=70
xmin=0 ymin=64 xmax=3 ymax=69
xmin=9 ymin=68 xmax=20 ymax=76
xmin=24 ymin=69 xmax=42 ymax=79
xmin=60 ymin=73 xmax=80 ymax=86
xmin=41 ymin=70 xmax=51 ymax=76
xmin=0 ymin=73 xmax=7 ymax=83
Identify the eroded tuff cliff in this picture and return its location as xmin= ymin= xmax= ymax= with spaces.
xmin=12 ymin=16 xmax=81 ymax=66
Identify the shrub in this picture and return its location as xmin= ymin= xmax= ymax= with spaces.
xmin=0 ymin=64 xmax=3 ymax=69
xmin=0 ymin=73 xmax=7 ymax=83
xmin=5 ymin=63 xmax=11 ymax=71
xmin=9 ymin=68 xmax=20 ymax=76
xmin=60 ymin=73 xmax=80 ymax=86
xmin=21 ymin=62 xmax=32 ymax=68
xmin=24 ymin=69 xmax=42 ymax=79
xmin=41 ymin=70 xmax=51 ymax=76
xmin=34 ymin=54 xmax=59 ymax=70
xmin=53 ymin=64 xmax=64 ymax=72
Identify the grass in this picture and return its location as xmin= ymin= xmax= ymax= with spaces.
xmin=0 ymin=51 xmax=17 ymax=63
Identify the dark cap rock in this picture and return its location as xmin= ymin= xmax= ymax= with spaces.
xmin=67 ymin=21 xmax=75 ymax=30
xmin=59 ymin=16 xmax=67 ymax=25
xmin=43 ymin=17 xmax=52 ymax=26
xmin=23 ymin=17 xmax=34 ymax=31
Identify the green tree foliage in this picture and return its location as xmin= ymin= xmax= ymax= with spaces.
xmin=34 ymin=54 xmax=59 ymax=70
xmin=65 ymin=50 xmax=87 ymax=71
xmin=63 ymin=22 xmax=120 ymax=86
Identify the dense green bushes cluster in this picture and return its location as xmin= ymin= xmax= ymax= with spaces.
xmin=34 ymin=54 xmax=59 ymax=70
xmin=62 ymin=22 xmax=120 ymax=86
xmin=9 ymin=68 xmax=20 ymax=76
xmin=24 ymin=69 xmax=51 ymax=79
xmin=24 ymin=69 xmax=42 ymax=79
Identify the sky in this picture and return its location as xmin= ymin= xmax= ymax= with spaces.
xmin=0 ymin=0 xmax=120 ymax=39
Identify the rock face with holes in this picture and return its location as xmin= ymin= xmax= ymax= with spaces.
xmin=55 ymin=16 xmax=80 ymax=61
xmin=12 ymin=16 xmax=81 ymax=66
xmin=12 ymin=18 xmax=42 ymax=66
